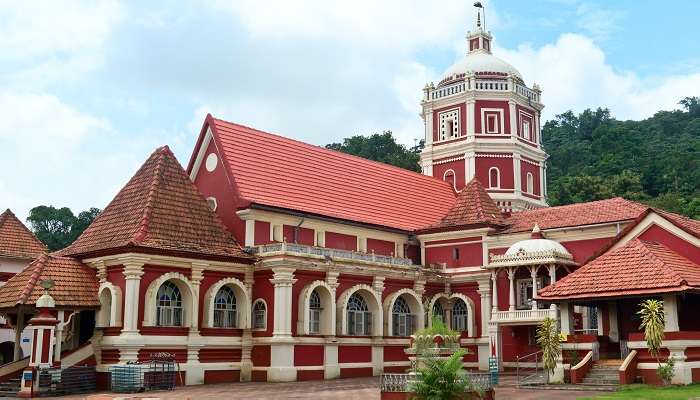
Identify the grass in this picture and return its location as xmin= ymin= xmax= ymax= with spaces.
xmin=578 ymin=384 xmax=700 ymax=400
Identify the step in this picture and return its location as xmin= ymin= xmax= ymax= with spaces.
xmin=583 ymin=379 xmax=620 ymax=385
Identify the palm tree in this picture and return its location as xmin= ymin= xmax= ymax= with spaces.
xmin=536 ymin=317 xmax=561 ymax=383
xmin=637 ymin=299 xmax=664 ymax=363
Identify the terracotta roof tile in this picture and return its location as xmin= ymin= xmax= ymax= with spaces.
xmin=189 ymin=116 xmax=457 ymax=231
xmin=0 ymin=209 xmax=47 ymax=260
xmin=537 ymin=239 xmax=700 ymax=300
xmin=418 ymin=178 xmax=505 ymax=232
xmin=654 ymin=209 xmax=700 ymax=238
xmin=0 ymin=254 xmax=99 ymax=309
xmin=61 ymin=146 xmax=251 ymax=261
xmin=501 ymin=197 xmax=647 ymax=234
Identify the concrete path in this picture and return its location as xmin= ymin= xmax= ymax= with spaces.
xmin=55 ymin=377 xmax=605 ymax=399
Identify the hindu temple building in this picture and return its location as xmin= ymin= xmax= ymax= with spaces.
xmin=0 ymin=9 xmax=698 ymax=391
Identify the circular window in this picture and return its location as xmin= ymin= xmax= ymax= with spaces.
xmin=205 ymin=153 xmax=218 ymax=172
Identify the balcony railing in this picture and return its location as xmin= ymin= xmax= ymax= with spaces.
xmin=491 ymin=308 xmax=555 ymax=324
xmin=247 ymin=242 xmax=418 ymax=268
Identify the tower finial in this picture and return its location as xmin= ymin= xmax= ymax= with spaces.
xmin=474 ymin=2 xmax=485 ymax=30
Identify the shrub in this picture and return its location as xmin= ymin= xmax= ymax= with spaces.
xmin=657 ymin=356 xmax=675 ymax=386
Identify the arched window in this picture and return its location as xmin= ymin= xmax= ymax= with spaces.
xmin=432 ymin=301 xmax=445 ymax=324
xmin=347 ymin=293 xmax=371 ymax=336
xmin=443 ymin=170 xmax=456 ymax=191
xmin=489 ymin=167 xmax=500 ymax=188
xmin=526 ymin=172 xmax=534 ymax=194
xmin=157 ymin=281 xmax=182 ymax=326
xmin=309 ymin=289 xmax=322 ymax=334
xmin=392 ymin=296 xmax=414 ymax=336
xmin=252 ymin=300 xmax=267 ymax=330
xmin=213 ymin=286 xmax=237 ymax=328
xmin=452 ymin=299 xmax=468 ymax=332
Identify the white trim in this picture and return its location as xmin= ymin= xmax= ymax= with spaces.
xmin=252 ymin=298 xmax=268 ymax=331
xmin=143 ymin=272 xmax=196 ymax=329
xmin=383 ymin=288 xmax=425 ymax=337
xmin=297 ymin=281 xmax=336 ymax=335
xmin=188 ymin=127 xmax=214 ymax=181
xmin=202 ymin=277 xmax=251 ymax=329
xmin=488 ymin=167 xmax=500 ymax=189
xmin=610 ymin=212 xmax=700 ymax=250
xmin=427 ymin=292 xmax=476 ymax=338
xmin=97 ymin=282 xmax=122 ymax=328
xmin=480 ymin=108 xmax=505 ymax=135
xmin=337 ymin=284 xmax=382 ymax=337
xmin=526 ymin=172 xmax=534 ymax=194
xmin=443 ymin=169 xmax=458 ymax=191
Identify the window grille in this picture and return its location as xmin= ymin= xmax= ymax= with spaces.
xmin=213 ymin=286 xmax=237 ymax=328
xmin=157 ymin=281 xmax=183 ymax=327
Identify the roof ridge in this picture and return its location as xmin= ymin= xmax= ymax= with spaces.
xmin=132 ymin=146 xmax=168 ymax=244
xmin=0 ymin=208 xmax=47 ymax=253
xmin=19 ymin=254 xmax=49 ymax=305
xmin=638 ymin=240 xmax=692 ymax=284
xmin=211 ymin=116 xmax=452 ymax=186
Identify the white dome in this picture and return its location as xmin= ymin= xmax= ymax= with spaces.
xmin=442 ymin=52 xmax=522 ymax=83
xmin=505 ymin=238 xmax=570 ymax=257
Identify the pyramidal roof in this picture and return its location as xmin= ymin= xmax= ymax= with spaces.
xmin=62 ymin=146 xmax=251 ymax=262
xmin=418 ymin=178 xmax=505 ymax=233
xmin=0 ymin=209 xmax=47 ymax=260
xmin=538 ymin=239 xmax=700 ymax=300
xmin=0 ymin=254 xmax=99 ymax=309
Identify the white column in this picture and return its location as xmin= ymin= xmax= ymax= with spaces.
xmin=488 ymin=323 xmax=503 ymax=371
xmin=663 ymin=294 xmax=680 ymax=332
xmin=189 ymin=264 xmax=205 ymax=334
xmin=543 ymin=163 xmax=548 ymax=201
xmin=596 ymin=306 xmax=604 ymax=336
xmin=324 ymin=342 xmax=340 ymax=379
xmin=244 ymin=219 xmax=255 ymax=247
xmin=121 ymin=258 xmax=145 ymax=335
xmin=466 ymin=154 xmax=476 ymax=181
xmin=513 ymin=154 xmax=522 ymax=195
xmin=477 ymin=280 xmax=491 ymax=337
xmin=268 ymin=267 xmax=297 ymax=382
xmin=425 ymin=111 xmax=434 ymax=145
xmin=608 ymin=301 xmax=619 ymax=342
xmin=53 ymin=310 xmax=65 ymax=365
xmin=508 ymin=100 xmax=517 ymax=136
xmin=13 ymin=310 xmax=24 ymax=361
xmin=560 ymin=302 xmax=574 ymax=335
xmin=491 ymin=271 xmax=499 ymax=313
xmin=530 ymin=267 xmax=538 ymax=310
xmin=270 ymin=268 xmax=296 ymax=337
xmin=467 ymin=99 xmax=476 ymax=137
xmin=508 ymin=268 xmax=516 ymax=312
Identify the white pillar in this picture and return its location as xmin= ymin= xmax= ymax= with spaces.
xmin=513 ymin=154 xmax=522 ymax=195
xmin=530 ymin=267 xmax=538 ymax=310
xmin=488 ymin=323 xmax=503 ymax=371
xmin=491 ymin=271 xmax=499 ymax=313
xmin=548 ymin=265 xmax=557 ymax=310
xmin=663 ymin=294 xmax=680 ymax=332
xmin=560 ymin=302 xmax=574 ymax=336
xmin=13 ymin=310 xmax=24 ymax=361
xmin=508 ymin=100 xmax=517 ymax=136
xmin=53 ymin=310 xmax=65 ymax=365
xmin=270 ymin=268 xmax=296 ymax=338
xmin=244 ymin=219 xmax=255 ymax=247
xmin=324 ymin=343 xmax=340 ymax=379
xmin=478 ymin=280 xmax=491 ymax=337
xmin=508 ymin=268 xmax=516 ymax=312
xmin=466 ymin=154 xmax=476 ymax=181
xmin=467 ymin=100 xmax=476 ymax=137
xmin=608 ymin=301 xmax=619 ymax=342
xmin=596 ymin=306 xmax=604 ymax=336
xmin=189 ymin=264 xmax=205 ymax=334
xmin=425 ymin=111 xmax=434 ymax=145
xmin=121 ymin=258 xmax=145 ymax=335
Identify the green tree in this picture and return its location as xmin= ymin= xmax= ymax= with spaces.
xmin=27 ymin=205 xmax=101 ymax=251
xmin=536 ymin=317 xmax=561 ymax=383
xmin=637 ymin=299 xmax=664 ymax=363
xmin=326 ymin=131 xmax=423 ymax=172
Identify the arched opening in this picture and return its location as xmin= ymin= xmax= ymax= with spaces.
xmin=157 ymin=281 xmax=183 ymax=326
xmin=443 ymin=170 xmax=456 ymax=191
xmin=214 ymin=286 xmax=237 ymax=328
xmin=309 ymin=290 xmax=322 ymax=333
xmin=452 ymin=298 xmax=468 ymax=332
xmin=0 ymin=341 xmax=16 ymax=364
xmin=392 ymin=296 xmax=414 ymax=336
xmin=298 ymin=282 xmax=335 ymax=335
xmin=489 ymin=167 xmax=500 ymax=188
xmin=252 ymin=299 xmax=267 ymax=330
xmin=347 ymin=293 xmax=371 ymax=336
xmin=97 ymin=287 xmax=112 ymax=327
xmin=428 ymin=293 xmax=476 ymax=337
xmin=526 ymin=172 xmax=534 ymax=194
xmin=432 ymin=301 xmax=445 ymax=323
xmin=338 ymin=285 xmax=381 ymax=337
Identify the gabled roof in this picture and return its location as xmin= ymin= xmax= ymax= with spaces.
xmin=654 ymin=209 xmax=700 ymax=238
xmin=537 ymin=239 xmax=700 ymax=301
xmin=417 ymin=178 xmax=505 ymax=233
xmin=187 ymin=115 xmax=457 ymax=232
xmin=501 ymin=197 xmax=648 ymax=234
xmin=62 ymin=146 xmax=251 ymax=262
xmin=0 ymin=209 xmax=47 ymax=260
xmin=0 ymin=254 xmax=99 ymax=309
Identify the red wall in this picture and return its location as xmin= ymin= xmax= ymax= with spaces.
xmin=475 ymin=154 xmax=514 ymax=190
xmin=561 ymin=237 xmax=612 ymax=264
xmin=367 ymin=238 xmax=395 ymax=256
xmin=432 ymin=158 xmax=464 ymax=191
xmin=193 ymin=139 xmax=247 ymax=243
xmin=338 ymin=346 xmax=371 ymax=363
xmin=325 ymin=232 xmax=357 ymax=251
xmin=254 ymin=221 xmax=271 ymax=245
xmin=432 ymin=103 xmax=467 ymax=143
xmin=252 ymin=271 xmax=274 ymax=337
xmin=283 ymin=225 xmax=315 ymax=245
xmin=294 ymin=345 xmax=324 ymax=366
xmin=475 ymin=100 xmax=509 ymax=134
xmin=520 ymin=160 xmax=541 ymax=196
xmin=638 ymin=224 xmax=700 ymax=263
xmin=424 ymin=238 xmax=483 ymax=268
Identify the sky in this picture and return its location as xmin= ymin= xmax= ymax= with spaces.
xmin=1 ymin=0 xmax=699 ymax=222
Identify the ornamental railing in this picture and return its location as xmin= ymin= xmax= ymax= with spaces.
xmin=248 ymin=243 xmax=418 ymax=268
xmin=491 ymin=308 xmax=554 ymax=323
xmin=488 ymin=249 xmax=575 ymax=267
xmin=515 ymin=83 xmax=540 ymax=103
xmin=379 ymin=372 xmax=493 ymax=392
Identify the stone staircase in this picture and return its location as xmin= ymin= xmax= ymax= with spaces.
xmin=582 ymin=360 xmax=622 ymax=386
xmin=0 ymin=377 xmax=20 ymax=397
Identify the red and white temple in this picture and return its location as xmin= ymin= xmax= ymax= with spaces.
xmin=0 ymin=10 xmax=698 ymax=391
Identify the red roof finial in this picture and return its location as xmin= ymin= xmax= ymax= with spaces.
xmin=531 ymin=224 xmax=544 ymax=239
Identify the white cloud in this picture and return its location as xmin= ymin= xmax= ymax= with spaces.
xmin=496 ymin=34 xmax=700 ymax=121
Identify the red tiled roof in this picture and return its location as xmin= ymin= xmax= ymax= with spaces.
xmin=62 ymin=146 xmax=251 ymax=261
xmin=190 ymin=115 xmax=457 ymax=231
xmin=0 ymin=209 xmax=47 ymax=260
xmin=537 ymin=239 xmax=700 ymax=300
xmin=501 ymin=197 xmax=648 ymax=234
xmin=418 ymin=178 xmax=505 ymax=233
xmin=654 ymin=209 xmax=700 ymax=238
xmin=0 ymin=254 xmax=99 ymax=309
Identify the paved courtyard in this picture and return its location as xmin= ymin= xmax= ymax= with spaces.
xmin=56 ymin=377 xmax=605 ymax=400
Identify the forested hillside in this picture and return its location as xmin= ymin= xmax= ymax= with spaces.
xmin=543 ymin=97 xmax=699 ymax=218
xmin=326 ymin=97 xmax=699 ymax=218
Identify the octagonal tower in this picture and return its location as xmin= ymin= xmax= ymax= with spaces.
xmin=419 ymin=8 xmax=548 ymax=212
